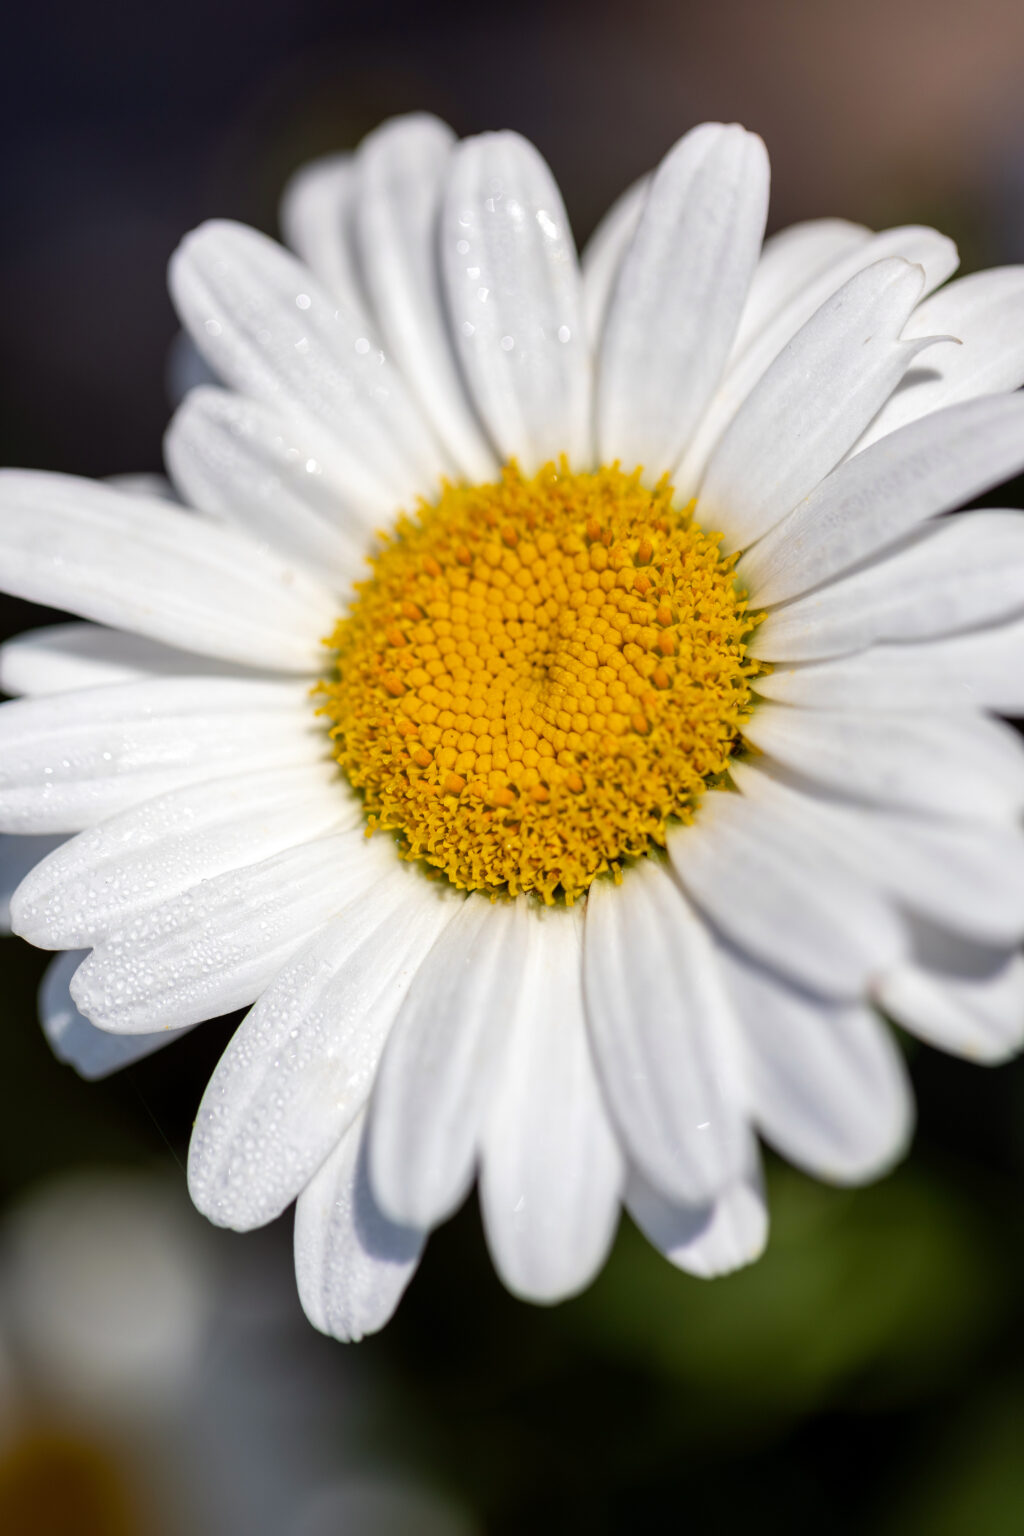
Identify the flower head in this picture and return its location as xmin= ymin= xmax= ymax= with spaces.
xmin=3 ymin=113 xmax=1024 ymax=1338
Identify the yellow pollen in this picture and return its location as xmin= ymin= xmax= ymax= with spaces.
xmin=318 ymin=461 xmax=764 ymax=903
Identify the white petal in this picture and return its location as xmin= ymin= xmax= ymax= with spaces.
xmin=39 ymin=949 xmax=193 ymax=1081
xmin=754 ymin=510 xmax=1024 ymax=662
xmin=729 ymin=217 xmax=872 ymax=362
xmin=698 ymin=258 xmax=942 ymax=551
xmin=877 ymin=920 xmax=1024 ymax=1064
xmin=70 ymin=827 xmax=387 ymax=1033
xmin=441 ymin=131 xmax=590 ymax=470
xmin=855 ymin=266 xmax=1024 ymax=451
xmin=164 ymin=387 xmax=379 ymax=575
xmin=667 ymin=788 xmax=905 ymax=997
xmin=479 ymin=905 xmax=624 ymax=1303
xmin=580 ymin=176 xmax=648 ymax=351
xmin=738 ymin=392 xmax=1024 ymax=605
xmin=106 ymin=473 xmax=178 ymax=502
xmin=279 ymin=153 xmax=365 ymax=311
xmin=188 ymin=862 xmax=457 ymax=1230
xmin=583 ymin=859 xmax=750 ymax=1205
xmin=293 ymin=1109 xmax=424 ymax=1343
xmin=1 ymin=833 xmax=65 ymax=931
xmin=0 ymin=623 xmax=261 ymax=698
xmin=0 ymin=470 xmax=335 ymax=673
xmin=169 ymin=220 xmax=448 ymax=504
xmin=743 ymin=704 xmax=1024 ymax=823
xmin=167 ymin=330 xmax=218 ymax=407
xmin=626 ymin=1156 xmax=767 ymax=1278
xmin=368 ymin=894 xmax=529 ymax=1229
xmin=597 ymin=123 xmax=769 ymax=472
xmin=754 ymin=620 xmax=1024 ymax=715
xmin=674 ymin=223 xmax=959 ymax=497
xmin=354 ymin=114 xmax=497 ymax=482
xmin=0 ymin=677 xmax=324 ymax=834
xmin=720 ymin=944 xmax=913 ymax=1183
xmin=11 ymin=762 xmax=355 ymax=950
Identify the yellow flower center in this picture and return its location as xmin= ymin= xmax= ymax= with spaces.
xmin=319 ymin=462 xmax=762 ymax=903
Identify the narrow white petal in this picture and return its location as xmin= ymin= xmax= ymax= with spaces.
xmin=720 ymin=943 xmax=913 ymax=1184
xmin=279 ymin=153 xmax=365 ymax=311
xmin=479 ymin=905 xmax=624 ymax=1303
xmin=355 ymin=114 xmax=497 ymax=481
xmin=583 ymin=860 xmax=750 ymax=1204
xmin=442 ymin=132 xmax=590 ymax=470
xmin=169 ymin=220 xmax=448 ymax=504
xmin=674 ymin=223 xmax=958 ymax=498
xmin=1 ymin=833 xmax=65 ymax=931
xmin=626 ymin=1156 xmax=767 ymax=1278
xmin=753 ymin=620 xmax=1024 ymax=715
xmin=739 ymin=393 xmax=1024 ymax=605
xmin=743 ymin=704 xmax=1024 ymax=823
xmin=368 ymin=894 xmax=529 ymax=1229
xmin=188 ymin=863 xmax=457 ymax=1229
xmin=877 ymin=920 xmax=1024 ymax=1064
xmin=597 ymin=123 xmax=769 ymax=472
xmin=729 ymin=218 xmax=872 ymax=362
xmin=667 ymin=789 xmax=905 ymax=997
xmin=165 ymin=387 xmax=380 ymax=575
xmin=0 ymin=677 xmax=325 ymax=834
xmin=0 ymin=471 xmax=335 ymax=672
xmin=40 ymin=949 xmax=193 ymax=1081
xmin=0 ymin=623 xmax=261 ymax=698
xmin=293 ymin=1109 xmax=424 ymax=1343
xmin=754 ymin=510 xmax=1024 ymax=662
xmin=580 ymin=176 xmax=648 ymax=351
xmin=71 ymin=827 xmax=388 ymax=1033
xmin=698 ymin=258 xmax=942 ymax=551
xmin=11 ymin=762 xmax=355 ymax=950
xmin=855 ymin=266 xmax=1024 ymax=451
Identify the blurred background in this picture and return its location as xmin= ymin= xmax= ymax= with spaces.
xmin=3 ymin=1 xmax=1024 ymax=1530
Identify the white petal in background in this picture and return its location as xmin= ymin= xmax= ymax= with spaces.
xmin=579 ymin=175 xmax=648 ymax=352
xmin=479 ymin=905 xmax=624 ymax=1303
xmin=728 ymin=217 xmax=871 ymax=363
xmin=0 ymin=623 xmax=263 ymax=697
xmin=294 ymin=1109 xmax=425 ymax=1343
xmin=40 ymin=949 xmax=193 ymax=1081
xmin=597 ymin=122 xmax=769 ymax=474
xmin=0 ymin=832 xmax=65 ymax=930
xmin=626 ymin=1156 xmax=768 ymax=1279
xmin=278 ymin=153 xmax=366 ymax=312
xmin=442 ymin=131 xmax=591 ymax=470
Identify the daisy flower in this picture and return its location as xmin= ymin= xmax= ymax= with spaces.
xmin=3 ymin=114 xmax=1024 ymax=1340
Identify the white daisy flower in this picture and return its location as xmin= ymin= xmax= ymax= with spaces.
xmin=3 ymin=113 xmax=1024 ymax=1340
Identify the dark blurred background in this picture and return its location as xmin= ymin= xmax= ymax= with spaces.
xmin=4 ymin=2 xmax=1024 ymax=1532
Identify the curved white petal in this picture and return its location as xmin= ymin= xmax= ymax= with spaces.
xmin=720 ymin=944 xmax=913 ymax=1183
xmin=293 ymin=1109 xmax=424 ymax=1343
xmin=1 ymin=832 xmax=65 ymax=931
xmin=40 ymin=949 xmax=193 ymax=1081
xmin=0 ymin=623 xmax=263 ymax=698
xmin=597 ymin=123 xmax=769 ymax=472
xmin=754 ymin=510 xmax=1024 ymax=662
xmin=877 ymin=920 xmax=1024 ymax=1065
xmin=169 ymin=219 xmax=448 ymax=504
xmin=674 ymin=223 xmax=959 ymax=498
xmin=729 ymin=217 xmax=872 ymax=362
xmin=479 ymin=905 xmax=624 ymax=1303
xmin=70 ymin=827 xmax=383 ymax=1034
xmin=441 ymin=131 xmax=590 ymax=470
xmin=0 ymin=470 xmax=336 ymax=673
xmin=743 ymin=704 xmax=1024 ymax=823
xmin=855 ymin=266 xmax=1024 ymax=451
xmin=583 ymin=859 xmax=749 ymax=1205
xmin=368 ymin=894 xmax=528 ymax=1229
xmin=187 ymin=861 xmax=457 ymax=1230
xmin=667 ymin=788 xmax=905 ymax=997
xmin=11 ymin=762 xmax=355 ymax=950
xmin=354 ymin=114 xmax=496 ymax=481
xmin=698 ymin=258 xmax=941 ymax=551
xmin=165 ymin=387 xmax=378 ymax=575
xmin=739 ymin=392 xmax=1024 ymax=606
xmin=0 ymin=677 xmax=324 ymax=834
xmin=279 ymin=153 xmax=366 ymax=311
xmin=580 ymin=175 xmax=648 ymax=351
xmin=626 ymin=1155 xmax=767 ymax=1278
